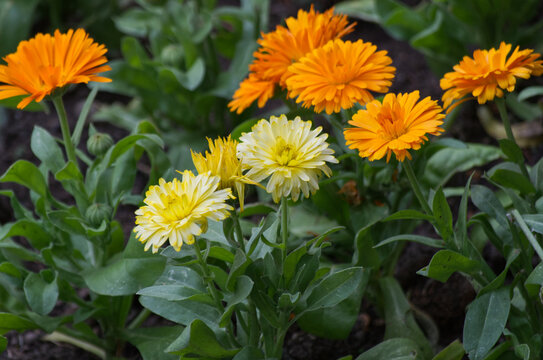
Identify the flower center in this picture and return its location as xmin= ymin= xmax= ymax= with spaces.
xmin=378 ymin=104 xmax=408 ymax=140
xmin=162 ymin=195 xmax=191 ymax=223
xmin=275 ymin=137 xmax=297 ymax=166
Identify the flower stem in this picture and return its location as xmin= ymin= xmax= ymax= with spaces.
xmin=43 ymin=330 xmax=107 ymax=360
xmin=495 ymin=98 xmax=530 ymax=179
xmin=193 ymin=240 xmax=237 ymax=346
xmin=127 ymin=308 xmax=151 ymax=330
xmin=281 ymin=197 xmax=289 ymax=263
xmin=402 ymin=160 xmax=432 ymax=215
xmin=52 ymin=96 xmax=78 ymax=166
xmin=231 ymin=210 xmax=245 ymax=249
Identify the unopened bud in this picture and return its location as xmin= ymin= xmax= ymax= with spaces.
xmin=85 ymin=203 xmax=112 ymax=227
xmin=87 ymin=133 xmax=113 ymax=156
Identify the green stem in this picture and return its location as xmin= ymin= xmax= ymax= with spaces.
xmin=495 ymin=98 xmax=530 ymax=179
xmin=248 ymin=299 xmax=260 ymax=347
xmin=231 ymin=210 xmax=245 ymax=249
xmin=512 ymin=209 xmax=543 ymax=261
xmin=127 ymin=308 xmax=151 ymax=330
xmin=43 ymin=330 xmax=107 ymax=360
xmin=52 ymin=96 xmax=78 ymax=166
xmin=281 ymin=197 xmax=289 ymax=265
xmin=193 ymin=240 xmax=237 ymax=346
xmin=402 ymin=160 xmax=432 ymax=215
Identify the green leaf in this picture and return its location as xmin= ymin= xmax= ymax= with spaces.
xmin=525 ymin=262 xmax=543 ymax=297
xmin=232 ymin=346 xmax=265 ymax=360
xmin=305 ymin=267 xmax=365 ymax=312
xmin=123 ymin=326 xmax=184 ymax=360
xmin=499 ymin=139 xmax=524 ymax=164
xmin=424 ymin=144 xmax=501 ymax=187
xmin=478 ymin=249 xmax=519 ymax=297
xmin=463 ymin=287 xmax=511 ymax=360
xmin=355 ymin=338 xmax=421 ymax=360
xmin=0 ymin=160 xmax=47 ymax=197
xmin=417 ymin=249 xmax=480 ymax=282
xmin=219 ymin=275 xmax=253 ymax=327
xmin=23 ymin=270 xmax=59 ymax=315
xmin=375 ymin=234 xmax=445 ymax=248
xmin=230 ymin=118 xmax=259 ymax=140
xmin=0 ymin=335 xmax=6 ymax=353
xmin=383 ymin=209 xmax=434 ymax=222
xmin=0 ymin=0 xmax=39 ymax=57
xmin=166 ymin=319 xmax=238 ymax=357
xmin=31 ymin=126 xmax=65 ymax=173
xmin=0 ymin=313 xmax=37 ymax=334
xmin=226 ymin=249 xmax=252 ymax=291
xmin=0 ymin=219 xmax=52 ymax=250
xmin=489 ymin=169 xmax=536 ymax=195
xmin=431 ymin=339 xmax=465 ymax=360
xmin=84 ymin=234 xmax=166 ymax=296
xmin=520 ymin=214 xmax=543 ymax=235
xmin=518 ymin=86 xmax=543 ymax=101
xmin=55 ymin=161 xmax=84 ymax=182
xmin=334 ymin=0 xmax=378 ymax=22
xmin=433 ymin=187 xmax=453 ymax=242
xmin=121 ymin=36 xmax=149 ymax=68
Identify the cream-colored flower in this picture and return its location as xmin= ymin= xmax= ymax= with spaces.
xmin=237 ymin=115 xmax=338 ymax=202
xmin=134 ymin=171 xmax=233 ymax=253
xmin=191 ymin=135 xmax=260 ymax=211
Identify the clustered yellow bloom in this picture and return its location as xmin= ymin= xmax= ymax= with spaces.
xmin=344 ymin=91 xmax=444 ymax=162
xmin=134 ymin=171 xmax=234 ymax=253
xmin=191 ymin=136 xmax=259 ymax=211
xmin=441 ymin=42 xmax=543 ymax=112
xmin=228 ymin=6 xmax=355 ymax=114
xmin=237 ymin=115 xmax=338 ymax=203
xmin=0 ymin=28 xmax=111 ymax=109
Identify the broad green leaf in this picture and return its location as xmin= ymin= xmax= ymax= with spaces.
xmin=0 ymin=262 xmax=22 ymax=278
xmin=355 ymin=338 xmax=421 ymax=360
xmin=232 ymin=346 xmax=265 ymax=360
xmin=305 ymin=267 xmax=365 ymax=311
xmin=136 ymin=285 xmax=212 ymax=304
xmin=499 ymin=139 xmax=524 ymax=164
xmin=0 ymin=313 xmax=37 ymax=334
xmin=379 ymin=277 xmax=433 ymax=359
xmin=208 ymin=246 xmax=235 ymax=263
xmin=525 ymin=262 xmax=543 ymax=297
xmin=518 ymin=86 xmax=543 ymax=101
xmin=123 ymin=326 xmax=184 ymax=360
xmin=0 ymin=335 xmax=5 ymax=353
xmin=230 ymin=118 xmax=260 ymax=140
xmin=424 ymin=144 xmax=501 ymax=187
xmin=383 ymin=210 xmax=434 ymax=222
xmin=166 ymin=319 xmax=238 ymax=357
xmin=417 ymin=249 xmax=480 ymax=282
xmin=489 ymin=169 xmax=536 ymax=195
xmin=463 ymin=287 xmax=511 ymax=360
xmin=478 ymin=249 xmax=519 ymax=297
xmin=433 ymin=187 xmax=453 ymax=242
xmin=31 ymin=126 xmax=65 ymax=173
xmin=55 ymin=161 xmax=84 ymax=182
xmin=521 ymin=214 xmax=543 ymax=235
xmin=121 ymin=36 xmax=149 ymax=68
xmin=219 ymin=275 xmax=253 ymax=327
xmin=226 ymin=249 xmax=252 ymax=291
xmin=289 ymin=206 xmax=339 ymax=239
xmin=0 ymin=219 xmax=52 ymax=250
xmin=335 ymin=0 xmax=378 ymax=22
xmin=23 ymin=271 xmax=59 ymax=315
xmin=84 ymin=234 xmax=166 ymax=296
xmin=375 ymin=234 xmax=445 ymax=248
xmin=431 ymin=339 xmax=465 ymax=360
xmin=0 ymin=160 xmax=47 ymax=197
xmin=0 ymin=0 xmax=39 ymax=57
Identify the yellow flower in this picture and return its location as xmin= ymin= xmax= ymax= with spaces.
xmin=344 ymin=91 xmax=445 ymax=162
xmin=237 ymin=115 xmax=338 ymax=203
xmin=286 ymin=39 xmax=395 ymax=114
xmin=134 ymin=171 xmax=234 ymax=253
xmin=441 ymin=42 xmax=543 ymax=112
xmin=228 ymin=6 xmax=355 ymax=114
xmin=0 ymin=28 xmax=111 ymax=109
xmin=191 ymin=135 xmax=260 ymax=211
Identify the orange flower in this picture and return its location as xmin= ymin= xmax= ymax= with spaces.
xmin=441 ymin=42 xmax=543 ymax=112
xmin=228 ymin=6 xmax=355 ymax=114
xmin=344 ymin=91 xmax=444 ymax=162
xmin=286 ymin=39 xmax=395 ymax=114
xmin=0 ymin=28 xmax=111 ymax=109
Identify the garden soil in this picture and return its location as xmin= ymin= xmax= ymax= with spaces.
xmin=1 ymin=2 xmax=540 ymax=359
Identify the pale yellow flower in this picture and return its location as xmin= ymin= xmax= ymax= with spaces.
xmin=191 ymin=135 xmax=260 ymax=211
xmin=134 ymin=171 xmax=233 ymax=253
xmin=237 ymin=115 xmax=338 ymax=203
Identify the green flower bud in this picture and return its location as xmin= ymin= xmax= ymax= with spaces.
xmin=87 ymin=133 xmax=113 ymax=156
xmin=85 ymin=203 xmax=112 ymax=227
xmin=161 ymin=44 xmax=184 ymax=66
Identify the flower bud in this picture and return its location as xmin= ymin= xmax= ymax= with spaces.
xmin=87 ymin=133 xmax=113 ymax=156
xmin=85 ymin=203 xmax=112 ymax=227
xmin=161 ymin=44 xmax=184 ymax=66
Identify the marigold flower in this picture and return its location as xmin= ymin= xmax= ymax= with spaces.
xmin=441 ymin=42 xmax=543 ymax=112
xmin=0 ymin=28 xmax=111 ymax=109
xmin=228 ymin=6 xmax=355 ymax=114
xmin=134 ymin=171 xmax=234 ymax=253
xmin=237 ymin=115 xmax=338 ymax=203
xmin=344 ymin=91 xmax=444 ymax=162
xmin=191 ymin=135 xmax=260 ymax=211
xmin=286 ymin=39 xmax=395 ymax=114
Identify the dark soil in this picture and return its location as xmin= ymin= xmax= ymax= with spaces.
xmin=0 ymin=3 xmax=516 ymax=360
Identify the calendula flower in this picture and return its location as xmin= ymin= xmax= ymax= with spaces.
xmin=134 ymin=171 xmax=234 ymax=253
xmin=191 ymin=135 xmax=261 ymax=211
xmin=228 ymin=6 xmax=355 ymax=114
xmin=0 ymin=28 xmax=111 ymax=109
xmin=286 ymin=39 xmax=395 ymax=114
xmin=441 ymin=42 xmax=543 ymax=112
xmin=344 ymin=91 xmax=444 ymax=162
xmin=237 ymin=115 xmax=338 ymax=203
